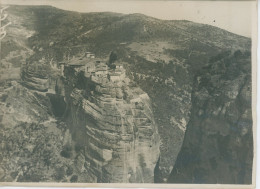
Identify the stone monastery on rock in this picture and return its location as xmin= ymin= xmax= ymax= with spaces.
xmin=59 ymin=52 xmax=126 ymax=84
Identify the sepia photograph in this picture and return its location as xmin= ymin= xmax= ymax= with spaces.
xmin=0 ymin=0 xmax=257 ymax=187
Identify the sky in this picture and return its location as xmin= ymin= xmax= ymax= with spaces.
xmin=2 ymin=0 xmax=257 ymax=37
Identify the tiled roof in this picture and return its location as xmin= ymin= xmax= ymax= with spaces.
xmin=110 ymin=73 xmax=121 ymax=76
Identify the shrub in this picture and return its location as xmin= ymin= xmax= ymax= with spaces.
xmin=60 ymin=145 xmax=72 ymax=158
xmin=70 ymin=175 xmax=78 ymax=183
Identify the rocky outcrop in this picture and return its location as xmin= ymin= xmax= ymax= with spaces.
xmin=2 ymin=5 xmax=253 ymax=184
xmin=21 ymin=60 xmax=49 ymax=92
xmin=168 ymin=50 xmax=253 ymax=184
xmin=21 ymin=57 xmax=61 ymax=94
xmin=5 ymin=52 xmax=160 ymax=183
xmin=61 ymin=65 xmax=160 ymax=183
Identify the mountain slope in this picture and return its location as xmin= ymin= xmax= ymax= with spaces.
xmin=0 ymin=5 xmax=253 ymax=183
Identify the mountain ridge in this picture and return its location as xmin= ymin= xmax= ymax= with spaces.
xmin=0 ymin=5 xmax=253 ymax=183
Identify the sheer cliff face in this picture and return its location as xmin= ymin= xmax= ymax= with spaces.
xmin=169 ymin=51 xmax=253 ymax=184
xmin=61 ymin=66 xmax=160 ymax=183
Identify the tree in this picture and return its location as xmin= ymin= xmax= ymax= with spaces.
xmin=108 ymin=51 xmax=117 ymax=68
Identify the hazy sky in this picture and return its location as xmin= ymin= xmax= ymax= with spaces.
xmin=2 ymin=0 xmax=256 ymax=37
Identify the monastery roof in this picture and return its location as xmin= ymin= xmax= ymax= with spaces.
xmin=68 ymin=64 xmax=85 ymax=67
xmin=114 ymin=61 xmax=126 ymax=66
xmin=115 ymin=68 xmax=124 ymax=72
xmin=96 ymin=69 xmax=107 ymax=72
xmin=96 ymin=63 xmax=107 ymax=67
xmin=110 ymin=73 xmax=121 ymax=76
xmin=65 ymin=57 xmax=105 ymax=66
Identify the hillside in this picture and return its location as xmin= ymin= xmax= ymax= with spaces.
xmin=0 ymin=5 xmax=252 ymax=183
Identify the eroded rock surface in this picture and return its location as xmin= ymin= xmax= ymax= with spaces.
xmin=21 ymin=60 xmax=49 ymax=92
xmin=61 ymin=65 xmax=160 ymax=183
xmin=168 ymin=51 xmax=253 ymax=184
